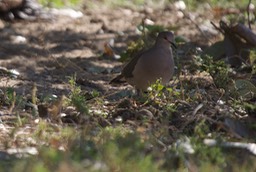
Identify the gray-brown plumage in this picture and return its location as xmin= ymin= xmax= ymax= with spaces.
xmin=110 ymin=31 xmax=176 ymax=91
xmin=0 ymin=0 xmax=48 ymax=20
xmin=0 ymin=0 xmax=23 ymax=12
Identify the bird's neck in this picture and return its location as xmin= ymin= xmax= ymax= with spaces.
xmin=154 ymin=40 xmax=171 ymax=49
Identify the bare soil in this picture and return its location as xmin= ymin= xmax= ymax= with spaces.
xmin=0 ymin=4 xmax=255 ymax=165
xmin=0 ymin=5 xmax=219 ymax=98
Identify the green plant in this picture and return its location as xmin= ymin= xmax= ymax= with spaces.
xmin=85 ymin=0 xmax=169 ymax=9
xmin=148 ymin=79 xmax=180 ymax=103
xmin=99 ymin=132 xmax=160 ymax=172
xmin=194 ymin=119 xmax=210 ymax=138
xmin=200 ymin=55 xmax=231 ymax=90
xmin=250 ymin=49 xmax=256 ymax=73
xmin=120 ymin=38 xmax=145 ymax=62
xmin=0 ymin=87 xmax=27 ymax=116
xmin=193 ymin=138 xmax=226 ymax=167
xmin=3 ymin=87 xmax=16 ymax=107
xmin=67 ymin=75 xmax=89 ymax=115
xmin=183 ymin=0 xmax=249 ymax=10
xmin=39 ymin=0 xmax=82 ymax=8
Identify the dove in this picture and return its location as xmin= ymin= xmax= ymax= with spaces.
xmin=110 ymin=31 xmax=176 ymax=91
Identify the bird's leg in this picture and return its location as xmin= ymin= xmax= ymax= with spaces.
xmin=136 ymin=89 xmax=142 ymax=97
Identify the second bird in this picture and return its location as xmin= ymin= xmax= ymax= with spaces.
xmin=110 ymin=31 xmax=176 ymax=91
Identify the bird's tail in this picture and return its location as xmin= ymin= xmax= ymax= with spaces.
xmin=109 ymin=74 xmax=126 ymax=84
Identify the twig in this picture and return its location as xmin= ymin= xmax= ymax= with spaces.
xmin=181 ymin=10 xmax=213 ymax=44
xmin=192 ymin=103 xmax=204 ymax=116
xmin=210 ymin=21 xmax=224 ymax=34
xmin=247 ymin=0 xmax=252 ymax=29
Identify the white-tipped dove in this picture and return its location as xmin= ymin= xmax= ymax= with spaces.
xmin=110 ymin=31 xmax=176 ymax=91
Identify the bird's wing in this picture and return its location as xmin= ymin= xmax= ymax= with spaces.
xmin=109 ymin=74 xmax=126 ymax=84
xmin=109 ymin=49 xmax=146 ymax=84
xmin=121 ymin=49 xmax=147 ymax=78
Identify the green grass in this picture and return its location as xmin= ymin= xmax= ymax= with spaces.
xmin=67 ymin=75 xmax=89 ymax=115
xmin=39 ymin=0 xmax=82 ymax=8
xmin=1 ymin=0 xmax=256 ymax=171
xmin=1 ymin=31 xmax=255 ymax=172
xmin=2 ymin=125 xmax=255 ymax=172
xmin=38 ymin=0 xmax=251 ymax=9
xmin=183 ymin=0 xmax=250 ymax=9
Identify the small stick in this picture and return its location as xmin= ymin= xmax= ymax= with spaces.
xmin=247 ymin=0 xmax=252 ymax=29
xmin=210 ymin=21 xmax=224 ymax=34
xmin=181 ymin=10 xmax=213 ymax=44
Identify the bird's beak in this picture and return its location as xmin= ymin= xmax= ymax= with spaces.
xmin=163 ymin=37 xmax=177 ymax=49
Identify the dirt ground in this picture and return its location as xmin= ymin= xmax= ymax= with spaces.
xmin=0 ymin=4 xmax=220 ymax=99
xmin=0 ymin=4 xmax=256 ymax=171
xmin=1 ymin=3 xmax=256 ymax=168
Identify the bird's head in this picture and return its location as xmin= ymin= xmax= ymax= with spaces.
xmin=156 ymin=31 xmax=177 ymax=49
